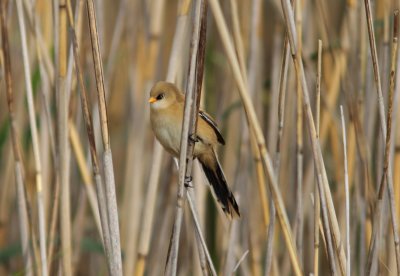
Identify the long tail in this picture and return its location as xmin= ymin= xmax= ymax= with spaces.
xmin=199 ymin=153 xmax=240 ymax=219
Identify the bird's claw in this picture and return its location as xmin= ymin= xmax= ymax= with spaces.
xmin=189 ymin=133 xmax=199 ymax=143
xmin=184 ymin=176 xmax=193 ymax=188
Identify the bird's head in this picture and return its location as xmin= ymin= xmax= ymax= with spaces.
xmin=149 ymin=81 xmax=181 ymax=110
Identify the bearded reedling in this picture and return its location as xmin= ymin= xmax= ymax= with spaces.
xmin=149 ymin=81 xmax=240 ymax=219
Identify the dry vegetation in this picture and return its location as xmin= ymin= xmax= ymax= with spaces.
xmin=0 ymin=0 xmax=400 ymax=275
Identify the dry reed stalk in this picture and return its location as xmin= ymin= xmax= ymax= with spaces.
xmin=193 ymin=160 xmax=208 ymax=274
xmin=362 ymin=0 xmax=393 ymax=183
xmin=68 ymin=121 xmax=103 ymax=238
xmin=280 ymin=0 xmax=343 ymax=274
xmin=365 ymin=7 xmax=400 ymax=274
xmin=134 ymin=2 xmax=192 ymax=275
xmin=25 ymin=0 xmax=56 ymax=219
xmin=165 ymin=1 xmax=209 ymax=274
xmin=37 ymin=57 xmax=51 ymax=236
xmin=268 ymin=26 xmax=283 ymax=162
xmin=15 ymin=0 xmax=48 ymax=274
xmin=0 ymin=3 xmax=33 ymax=274
xmin=313 ymin=39 xmax=322 ymax=276
xmin=310 ymin=194 xmax=328 ymax=258
xmin=294 ymin=0 xmax=304 ymax=264
xmin=380 ymin=11 xmax=400 ymax=273
xmin=65 ymin=0 xmax=84 ymax=100
xmin=94 ymin=0 xmax=104 ymax=53
xmin=90 ymin=0 xmax=135 ymax=186
xmin=57 ymin=0 xmax=73 ymax=275
xmin=265 ymin=26 xmax=291 ymax=276
xmin=22 ymin=0 xmax=55 ymax=85
xmin=0 ymin=150 xmax=14 ymax=253
xmin=30 ymin=223 xmax=42 ymax=275
xmin=186 ymin=188 xmax=217 ymax=276
xmin=46 ymin=175 xmax=60 ymax=273
xmin=45 ymin=2 xmax=62 ymax=270
xmin=209 ymin=0 xmax=303 ymax=274
xmin=86 ymin=0 xmax=123 ymax=274
xmin=348 ymin=90 xmax=372 ymax=275
xmin=302 ymin=51 xmax=347 ymax=202
xmin=234 ymin=250 xmax=250 ymax=273
xmin=340 ymin=105 xmax=350 ymax=276
xmin=395 ymin=38 xmax=400 ymax=237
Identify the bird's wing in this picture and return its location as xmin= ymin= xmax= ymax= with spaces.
xmin=199 ymin=110 xmax=225 ymax=145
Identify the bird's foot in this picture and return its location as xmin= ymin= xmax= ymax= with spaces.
xmin=184 ymin=176 xmax=193 ymax=188
xmin=189 ymin=133 xmax=199 ymax=143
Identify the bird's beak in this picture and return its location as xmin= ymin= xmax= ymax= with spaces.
xmin=148 ymin=97 xmax=157 ymax=103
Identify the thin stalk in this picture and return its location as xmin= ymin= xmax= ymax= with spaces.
xmin=365 ymin=8 xmax=400 ymax=274
xmin=58 ymin=0 xmax=72 ymax=275
xmin=135 ymin=2 xmax=192 ymax=275
xmin=294 ymin=0 xmax=304 ymax=263
xmin=86 ymin=0 xmax=123 ymax=274
xmin=233 ymin=250 xmax=250 ymax=273
xmin=265 ymin=27 xmax=291 ymax=276
xmin=340 ymin=105 xmax=350 ymax=276
xmin=16 ymin=0 xmax=48 ymax=274
xmin=46 ymin=174 xmax=60 ymax=272
xmin=22 ymin=0 xmax=55 ymax=85
xmin=363 ymin=0 xmax=387 ymax=136
xmin=380 ymin=11 xmax=400 ymax=273
xmin=186 ymin=189 xmax=217 ymax=276
xmin=165 ymin=0 xmax=207 ymax=274
xmin=46 ymin=1 xmax=61 ymax=270
xmin=0 ymin=2 xmax=33 ymax=275
xmin=68 ymin=121 xmax=103 ymax=239
xmin=314 ymin=39 xmax=322 ymax=276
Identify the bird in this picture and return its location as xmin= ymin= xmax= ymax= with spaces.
xmin=149 ymin=81 xmax=240 ymax=219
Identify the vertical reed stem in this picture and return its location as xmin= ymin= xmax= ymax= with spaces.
xmin=16 ymin=0 xmax=48 ymax=274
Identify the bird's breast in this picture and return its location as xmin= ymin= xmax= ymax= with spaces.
xmin=151 ymin=112 xmax=182 ymax=157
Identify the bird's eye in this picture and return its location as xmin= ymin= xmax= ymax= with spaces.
xmin=156 ymin=93 xmax=165 ymax=100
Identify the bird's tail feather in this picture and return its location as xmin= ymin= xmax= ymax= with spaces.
xmin=199 ymin=156 xmax=240 ymax=219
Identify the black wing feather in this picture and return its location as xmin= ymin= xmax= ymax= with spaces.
xmin=199 ymin=110 xmax=225 ymax=145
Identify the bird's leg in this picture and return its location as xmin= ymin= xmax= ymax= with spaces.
xmin=189 ymin=133 xmax=200 ymax=143
xmin=184 ymin=175 xmax=193 ymax=188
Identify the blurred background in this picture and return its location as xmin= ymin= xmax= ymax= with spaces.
xmin=0 ymin=0 xmax=400 ymax=275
